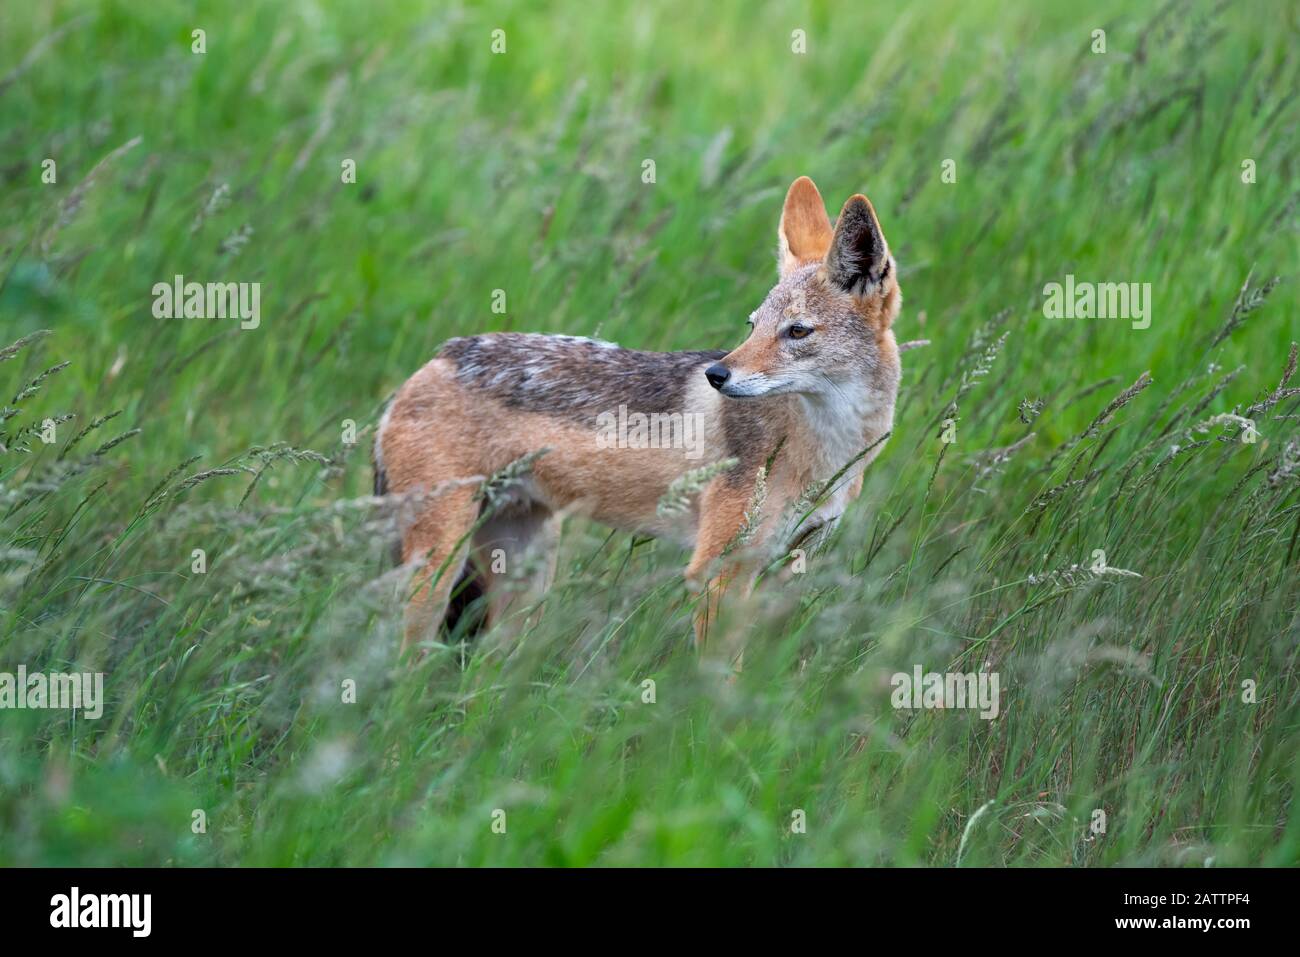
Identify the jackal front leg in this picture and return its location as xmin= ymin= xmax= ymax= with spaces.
xmin=685 ymin=476 xmax=759 ymax=664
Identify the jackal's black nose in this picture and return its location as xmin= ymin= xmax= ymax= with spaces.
xmin=705 ymin=363 xmax=731 ymax=390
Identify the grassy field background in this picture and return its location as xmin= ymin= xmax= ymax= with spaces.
xmin=1 ymin=0 xmax=1297 ymax=866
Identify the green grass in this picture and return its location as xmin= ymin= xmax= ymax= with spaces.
xmin=1 ymin=0 xmax=1297 ymax=866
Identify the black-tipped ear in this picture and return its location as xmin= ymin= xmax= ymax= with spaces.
xmin=825 ymin=195 xmax=889 ymax=295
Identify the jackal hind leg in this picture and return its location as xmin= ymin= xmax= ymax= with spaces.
xmin=473 ymin=504 xmax=561 ymax=637
xmin=401 ymin=485 xmax=481 ymax=658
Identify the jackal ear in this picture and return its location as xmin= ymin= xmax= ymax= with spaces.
xmin=777 ymin=176 xmax=834 ymax=278
xmin=825 ymin=194 xmax=889 ymax=296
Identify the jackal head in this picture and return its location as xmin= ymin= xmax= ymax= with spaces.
xmin=704 ymin=177 xmax=901 ymax=407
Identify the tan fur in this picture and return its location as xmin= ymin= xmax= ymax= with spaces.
xmin=778 ymin=176 xmax=834 ymax=276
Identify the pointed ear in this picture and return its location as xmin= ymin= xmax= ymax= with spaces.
xmin=825 ymin=194 xmax=890 ymax=295
xmin=777 ymin=176 xmax=833 ymax=278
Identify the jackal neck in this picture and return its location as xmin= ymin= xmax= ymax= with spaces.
xmin=793 ymin=378 xmax=890 ymax=477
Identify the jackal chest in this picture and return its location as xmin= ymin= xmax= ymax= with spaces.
xmin=765 ymin=459 xmax=861 ymax=559
xmin=771 ymin=393 xmax=892 ymax=553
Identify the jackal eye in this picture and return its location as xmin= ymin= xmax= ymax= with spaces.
xmin=786 ymin=323 xmax=813 ymax=340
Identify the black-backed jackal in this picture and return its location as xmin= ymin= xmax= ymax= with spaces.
xmin=376 ymin=176 xmax=902 ymax=660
